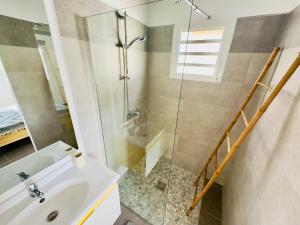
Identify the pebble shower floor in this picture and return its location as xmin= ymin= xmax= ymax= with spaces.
xmin=119 ymin=157 xmax=201 ymax=225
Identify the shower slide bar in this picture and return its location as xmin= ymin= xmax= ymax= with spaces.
xmin=187 ymin=47 xmax=300 ymax=215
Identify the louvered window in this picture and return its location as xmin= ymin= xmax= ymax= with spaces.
xmin=177 ymin=29 xmax=224 ymax=77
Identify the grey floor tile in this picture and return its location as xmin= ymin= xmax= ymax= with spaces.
xmin=201 ymin=184 xmax=222 ymax=219
xmin=198 ymin=183 xmax=222 ymax=225
xmin=119 ymin=157 xmax=200 ymax=225
xmin=0 ymin=138 xmax=35 ymax=166
xmin=198 ymin=212 xmax=221 ymax=225
xmin=114 ymin=204 xmax=151 ymax=225
xmin=0 ymin=154 xmax=10 ymax=168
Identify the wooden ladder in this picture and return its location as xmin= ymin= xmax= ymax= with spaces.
xmin=187 ymin=47 xmax=300 ymax=215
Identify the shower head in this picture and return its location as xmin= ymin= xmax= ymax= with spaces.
xmin=139 ymin=36 xmax=146 ymax=41
xmin=125 ymin=35 xmax=146 ymax=49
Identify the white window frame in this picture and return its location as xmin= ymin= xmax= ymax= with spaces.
xmin=172 ymin=27 xmax=224 ymax=82
xmin=169 ymin=20 xmax=237 ymax=83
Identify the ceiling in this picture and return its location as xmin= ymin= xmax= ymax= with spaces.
xmin=192 ymin=0 xmax=300 ymax=17
xmin=0 ymin=0 xmax=299 ymax=24
xmin=101 ymin=0 xmax=300 ymax=17
xmin=0 ymin=0 xmax=48 ymax=23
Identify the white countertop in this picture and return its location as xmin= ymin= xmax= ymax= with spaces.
xmin=0 ymin=154 xmax=119 ymax=225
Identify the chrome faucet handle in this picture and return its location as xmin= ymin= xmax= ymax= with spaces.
xmin=17 ymin=172 xmax=45 ymax=203
xmin=28 ymin=183 xmax=45 ymax=202
xmin=16 ymin=171 xmax=31 ymax=182
xmin=29 ymin=183 xmax=38 ymax=197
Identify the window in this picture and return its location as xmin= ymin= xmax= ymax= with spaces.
xmin=176 ymin=28 xmax=224 ymax=80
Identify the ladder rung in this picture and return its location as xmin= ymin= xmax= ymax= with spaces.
xmin=240 ymin=109 xmax=249 ymax=127
xmin=257 ymin=82 xmax=273 ymax=91
xmin=226 ymin=132 xmax=230 ymax=153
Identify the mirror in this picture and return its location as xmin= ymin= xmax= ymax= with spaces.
xmin=0 ymin=1 xmax=77 ymax=191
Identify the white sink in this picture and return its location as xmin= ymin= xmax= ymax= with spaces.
xmin=0 ymin=155 xmax=120 ymax=225
xmin=7 ymin=179 xmax=89 ymax=225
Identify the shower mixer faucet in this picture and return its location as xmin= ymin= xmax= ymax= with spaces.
xmin=128 ymin=109 xmax=140 ymax=120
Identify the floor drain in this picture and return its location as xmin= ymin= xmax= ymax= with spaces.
xmin=46 ymin=210 xmax=59 ymax=223
xmin=155 ymin=179 xmax=167 ymax=192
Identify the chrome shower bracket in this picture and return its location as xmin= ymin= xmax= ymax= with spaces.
xmin=119 ymin=75 xmax=130 ymax=80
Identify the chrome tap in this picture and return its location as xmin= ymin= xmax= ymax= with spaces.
xmin=127 ymin=108 xmax=140 ymax=119
xmin=17 ymin=171 xmax=45 ymax=203
xmin=28 ymin=183 xmax=45 ymax=202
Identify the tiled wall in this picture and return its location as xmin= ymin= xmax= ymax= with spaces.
xmin=230 ymin=15 xmax=286 ymax=53
xmin=223 ymin=5 xmax=300 ymax=225
xmin=0 ymin=15 xmax=63 ymax=150
xmin=173 ymin=14 xmax=285 ymax=182
xmin=146 ymin=24 xmax=180 ymax=155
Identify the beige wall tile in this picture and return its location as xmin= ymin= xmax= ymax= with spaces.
xmin=244 ymin=53 xmax=270 ymax=84
xmin=181 ymin=80 xmax=243 ymax=107
xmin=0 ymin=46 xmax=44 ymax=73
xmin=176 ymin=119 xmax=223 ymax=147
xmin=179 ymin=100 xmax=235 ymax=129
xmin=148 ymin=77 xmax=181 ymax=99
xmin=147 ymin=94 xmax=179 ymax=120
xmin=222 ymin=53 xmax=252 ymax=82
xmin=147 ymin=52 xmax=171 ymax=78
xmin=173 ymin=151 xmax=202 ymax=173
xmin=0 ymin=45 xmax=64 ymax=150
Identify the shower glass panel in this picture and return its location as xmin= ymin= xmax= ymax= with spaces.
xmin=86 ymin=1 xmax=194 ymax=224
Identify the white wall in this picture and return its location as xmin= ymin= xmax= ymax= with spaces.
xmin=0 ymin=0 xmax=48 ymax=23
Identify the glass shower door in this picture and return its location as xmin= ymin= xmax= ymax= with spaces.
xmin=86 ymin=1 xmax=193 ymax=224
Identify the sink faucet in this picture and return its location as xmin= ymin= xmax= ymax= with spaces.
xmin=28 ymin=183 xmax=45 ymax=202
xmin=17 ymin=171 xmax=45 ymax=203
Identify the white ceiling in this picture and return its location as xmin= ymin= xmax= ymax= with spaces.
xmin=0 ymin=0 xmax=299 ymax=24
xmin=96 ymin=0 xmax=300 ymax=28
xmin=0 ymin=0 xmax=48 ymax=23
xmin=101 ymin=0 xmax=300 ymax=17
xmin=193 ymin=0 xmax=300 ymax=17
xmin=99 ymin=0 xmax=152 ymax=9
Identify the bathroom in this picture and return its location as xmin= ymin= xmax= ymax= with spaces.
xmin=0 ymin=0 xmax=300 ymax=225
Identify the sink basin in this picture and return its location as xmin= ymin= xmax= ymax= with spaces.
xmin=7 ymin=179 xmax=89 ymax=225
xmin=0 ymin=155 xmax=120 ymax=225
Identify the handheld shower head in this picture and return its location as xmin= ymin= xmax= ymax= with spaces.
xmin=139 ymin=35 xmax=146 ymax=41
xmin=125 ymin=35 xmax=146 ymax=49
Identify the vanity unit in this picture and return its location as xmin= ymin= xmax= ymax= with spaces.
xmin=0 ymin=144 xmax=121 ymax=225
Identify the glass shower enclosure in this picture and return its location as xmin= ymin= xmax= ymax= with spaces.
xmin=86 ymin=0 xmax=200 ymax=224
